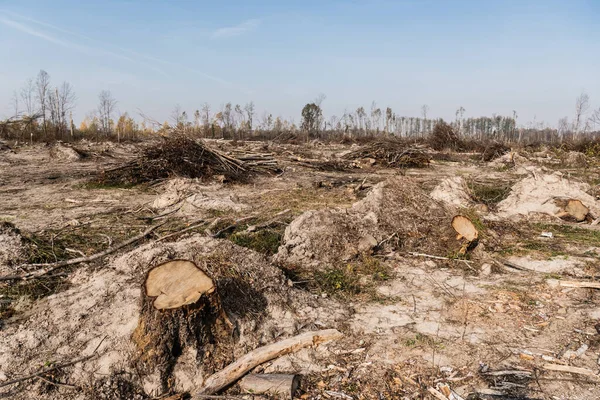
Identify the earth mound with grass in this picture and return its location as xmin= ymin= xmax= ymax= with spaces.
xmin=0 ymin=235 xmax=349 ymax=398
xmin=275 ymin=177 xmax=460 ymax=270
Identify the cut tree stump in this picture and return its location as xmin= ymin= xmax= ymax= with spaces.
xmin=239 ymin=374 xmax=299 ymax=399
xmin=132 ymin=259 xmax=233 ymax=392
xmin=554 ymin=198 xmax=590 ymax=222
xmin=451 ymin=215 xmax=479 ymax=254
xmin=145 ymin=259 xmax=215 ymax=309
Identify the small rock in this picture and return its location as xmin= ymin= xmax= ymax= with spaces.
xmin=357 ymin=234 xmax=378 ymax=253
xmin=480 ymin=263 xmax=492 ymax=276
xmin=474 ymin=203 xmax=489 ymax=213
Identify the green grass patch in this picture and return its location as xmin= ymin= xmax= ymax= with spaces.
xmin=467 ymin=180 xmax=513 ymax=206
xmin=229 ymin=229 xmax=282 ymax=256
xmin=533 ymin=223 xmax=600 ymax=246
xmin=314 ymin=267 xmax=361 ymax=295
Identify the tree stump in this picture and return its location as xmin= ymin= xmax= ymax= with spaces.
xmin=132 ymin=260 xmax=233 ymax=391
xmin=452 ymin=215 xmax=479 ymax=254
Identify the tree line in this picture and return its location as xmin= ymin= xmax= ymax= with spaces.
xmin=3 ymin=70 xmax=600 ymax=143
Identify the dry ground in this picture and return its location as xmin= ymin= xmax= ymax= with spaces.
xmin=1 ymin=139 xmax=600 ymax=400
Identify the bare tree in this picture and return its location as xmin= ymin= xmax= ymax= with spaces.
xmin=171 ymin=104 xmax=187 ymax=128
xmin=574 ymin=91 xmax=590 ymax=136
xmin=244 ymin=102 xmax=255 ymax=132
xmin=20 ymin=79 xmax=36 ymax=116
xmin=201 ymin=103 xmax=211 ymax=136
xmin=421 ymin=104 xmax=429 ymax=119
xmin=35 ymin=70 xmax=51 ymax=134
xmin=97 ymin=90 xmax=117 ymax=135
xmin=56 ymin=82 xmax=76 ymax=134
xmin=10 ymin=91 xmax=19 ymax=118
xmin=590 ymin=108 xmax=600 ymax=131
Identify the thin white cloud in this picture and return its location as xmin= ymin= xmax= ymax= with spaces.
xmin=0 ymin=15 xmax=140 ymax=65
xmin=211 ymin=18 xmax=260 ymax=39
xmin=0 ymin=10 xmax=242 ymax=89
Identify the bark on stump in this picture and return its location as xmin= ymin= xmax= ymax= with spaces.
xmin=132 ymin=260 xmax=233 ymax=391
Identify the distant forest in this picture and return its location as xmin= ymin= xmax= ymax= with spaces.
xmin=2 ymin=70 xmax=599 ymax=143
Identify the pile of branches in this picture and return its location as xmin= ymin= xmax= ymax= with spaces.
xmin=481 ymin=142 xmax=511 ymax=161
xmin=97 ymin=135 xmax=277 ymax=185
xmin=342 ymin=140 xmax=430 ymax=168
xmin=0 ymin=113 xmax=42 ymax=140
xmin=429 ymin=121 xmax=461 ymax=151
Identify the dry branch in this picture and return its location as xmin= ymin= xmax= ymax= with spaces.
xmin=0 ymin=222 xmax=166 ymax=281
xmin=342 ymin=140 xmax=430 ymax=168
xmin=195 ymin=329 xmax=343 ymax=396
xmin=96 ymin=135 xmax=278 ymax=186
xmin=546 ymin=279 xmax=600 ymax=290
xmin=543 ymin=363 xmax=599 ymax=378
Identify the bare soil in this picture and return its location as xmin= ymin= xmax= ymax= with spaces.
xmin=1 ymin=141 xmax=600 ymax=400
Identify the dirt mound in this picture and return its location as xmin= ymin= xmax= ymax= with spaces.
xmin=0 ymin=235 xmax=348 ymax=398
xmin=563 ymin=151 xmax=588 ymax=167
xmin=48 ymin=143 xmax=86 ymax=162
xmin=430 ymin=176 xmax=472 ymax=208
xmin=0 ymin=222 xmax=25 ymax=274
xmin=497 ymin=172 xmax=600 ymax=221
xmin=275 ymin=177 xmax=458 ymax=269
xmin=152 ymin=178 xmax=249 ymax=213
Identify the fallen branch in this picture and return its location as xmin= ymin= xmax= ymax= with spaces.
xmin=155 ymin=219 xmax=207 ymax=242
xmin=211 ymin=216 xmax=255 ymax=238
xmin=195 ymin=329 xmax=343 ymax=396
xmin=0 ymin=336 xmax=105 ymax=388
xmin=546 ymin=279 xmax=600 ymax=290
xmin=0 ymin=222 xmax=166 ymax=281
xmin=543 ymin=363 xmax=599 ymax=378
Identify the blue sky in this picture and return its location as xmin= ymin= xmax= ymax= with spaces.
xmin=1 ymin=0 xmax=599 ymax=126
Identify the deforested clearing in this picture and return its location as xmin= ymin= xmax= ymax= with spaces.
xmin=2 ymin=137 xmax=600 ymax=400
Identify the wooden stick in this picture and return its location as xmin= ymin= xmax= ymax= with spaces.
xmin=543 ymin=363 xmax=599 ymax=378
xmin=0 ymin=222 xmax=166 ymax=281
xmin=546 ymin=279 xmax=600 ymax=290
xmin=195 ymin=329 xmax=343 ymax=396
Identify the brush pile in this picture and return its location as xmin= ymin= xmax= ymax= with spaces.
xmin=429 ymin=121 xmax=461 ymax=151
xmin=481 ymin=142 xmax=511 ymax=162
xmin=342 ymin=140 xmax=430 ymax=168
xmin=97 ymin=135 xmax=277 ymax=185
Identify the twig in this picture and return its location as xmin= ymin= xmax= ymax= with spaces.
xmin=36 ymin=375 xmax=79 ymax=390
xmin=406 ymin=252 xmax=473 ymax=264
xmin=0 ymin=336 xmax=106 ymax=389
xmin=211 ymin=216 xmax=255 ymax=238
xmin=155 ymin=219 xmax=207 ymax=242
xmin=0 ymin=223 xmax=166 ymax=281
